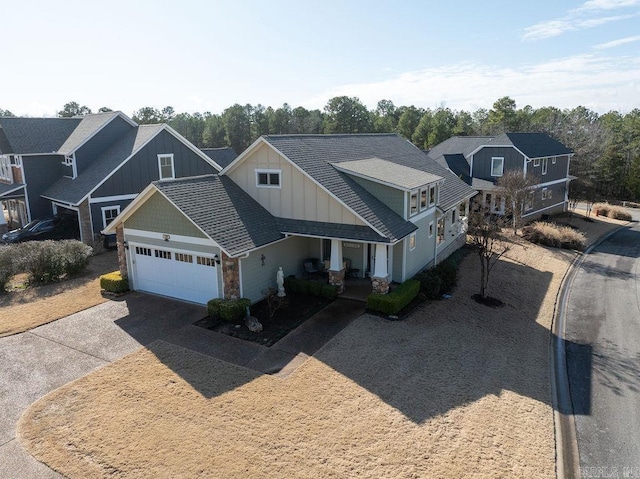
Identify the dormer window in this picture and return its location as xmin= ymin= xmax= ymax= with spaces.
xmin=410 ymin=191 xmax=418 ymax=215
xmin=420 ymin=189 xmax=428 ymax=210
xmin=429 ymin=185 xmax=436 ymax=206
xmin=256 ymin=169 xmax=281 ymax=188
xmin=158 ymin=154 xmax=175 ymax=180
xmin=9 ymin=155 xmax=21 ymax=167
xmin=0 ymin=155 xmax=11 ymax=181
xmin=62 ymin=154 xmax=77 ymax=179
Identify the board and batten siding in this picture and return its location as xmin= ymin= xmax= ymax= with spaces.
xmin=525 ymin=181 xmax=568 ymax=217
xmin=227 ymin=143 xmax=366 ymax=226
xmin=241 ymin=236 xmax=317 ymax=303
xmin=472 ymin=147 xmax=524 ymax=180
xmin=22 ymin=155 xmax=67 ymax=219
xmin=526 ymin=154 xmax=570 ymax=183
xmin=75 ymin=116 xmax=133 ymax=175
xmin=404 ymin=213 xmax=437 ymax=280
xmin=348 ymin=176 xmax=405 ymax=217
xmin=124 ymin=191 xmax=207 ymax=238
xmin=93 ymin=130 xmax=217 ymax=198
xmin=392 ymin=241 xmax=403 ymax=282
xmin=91 ymin=198 xmax=135 ymax=234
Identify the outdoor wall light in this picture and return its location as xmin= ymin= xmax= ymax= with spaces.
xmin=123 ymin=241 xmax=129 ymax=250
xmin=261 ymin=254 xmax=266 ymax=266
xmin=214 ymin=254 xmax=220 ymax=265
xmin=162 ymin=234 xmax=170 ymax=242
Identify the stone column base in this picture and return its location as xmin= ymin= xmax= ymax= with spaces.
xmin=328 ymin=268 xmax=346 ymax=294
xmin=371 ymin=276 xmax=390 ymax=294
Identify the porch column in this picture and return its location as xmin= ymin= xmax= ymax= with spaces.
xmin=0 ymin=203 xmax=6 ymax=234
xmin=115 ymin=223 xmax=128 ymax=278
xmin=371 ymin=243 xmax=389 ymax=294
xmin=328 ymin=239 xmax=345 ymax=294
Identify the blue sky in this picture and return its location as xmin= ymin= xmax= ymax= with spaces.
xmin=3 ymin=0 xmax=639 ymax=117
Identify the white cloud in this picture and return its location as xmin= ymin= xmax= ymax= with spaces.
xmin=302 ymin=54 xmax=640 ymax=114
xmin=594 ymin=34 xmax=640 ymax=48
xmin=522 ymin=0 xmax=639 ymax=40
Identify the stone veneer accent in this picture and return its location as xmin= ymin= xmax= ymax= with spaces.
xmin=116 ymin=223 xmax=128 ymax=278
xmin=78 ymin=199 xmax=93 ymax=245
xmin=328 ymin=268 xmax=345 ymax=294
xmin=371 ymin=276 xmax=390 ymax=294
xmin=222 ymin=253 xmax=240 ymax=299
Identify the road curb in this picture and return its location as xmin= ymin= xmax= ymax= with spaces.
xmin=550 ymin=222 xmax=632 ymax=479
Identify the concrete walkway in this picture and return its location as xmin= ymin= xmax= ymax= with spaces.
xmin=0 ymin=292 xmax=365 ymax=477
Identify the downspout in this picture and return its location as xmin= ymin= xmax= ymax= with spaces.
xmin=236 ymin=251 xmax=250 ymax=299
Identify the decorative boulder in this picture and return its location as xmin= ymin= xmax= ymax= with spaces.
xmin=245 ymin=316 xmax=263 ymax=332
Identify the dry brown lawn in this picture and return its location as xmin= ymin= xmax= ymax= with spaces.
xmin=16 ymin=212 xmax=630 ymax=478
xmin=0 ymin=250 xmax=118 ymax=337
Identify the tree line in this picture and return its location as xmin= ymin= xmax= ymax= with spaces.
xmin=3 ymin=98 xmax=639 ymax=202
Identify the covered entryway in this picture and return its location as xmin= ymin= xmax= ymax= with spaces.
xmin=130 ymin=243 xmax=219 ymax=304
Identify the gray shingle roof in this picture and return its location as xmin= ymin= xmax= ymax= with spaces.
xmin=0 ymin=117 xmax=81 ymax=154
xmin=277 ymin=218 xmax=389 ymax=243
xmin=426 ymin=136 xmax=491 ymax=171
xmin=0 ymin=182 xmax=25 ymax=198
xmin=332 ymin=157 xmax=441 ymax=191
xmin=201 ymin=147 xmax=237 ymax=169
xmin=154 ymin=175 xmax=284 ymax=257
xmin=490 ymin=133 xmax=573 ymax=159
xmin=57 ymin=112 xmax=124 ymax=156
xmin=42 ymin=125 xmax=164 ymax=205
xmin=263 ymin=134 xmax=476 ymax=235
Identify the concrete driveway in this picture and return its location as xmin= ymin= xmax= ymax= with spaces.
xmin=0 ymin=293 xmax=206 ymax=478
xmin=0 ymin=292 xmax=363 ymax=478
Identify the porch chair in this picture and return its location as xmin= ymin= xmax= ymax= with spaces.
xmin=303 ymin=261 xmax=319 ymax=279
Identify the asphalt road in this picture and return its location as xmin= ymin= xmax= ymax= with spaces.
xmin=565 ymin=212 xmax=640 ymax=477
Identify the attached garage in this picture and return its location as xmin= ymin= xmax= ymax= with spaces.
xmin=130 ymin=243 xmax=220 ymax=304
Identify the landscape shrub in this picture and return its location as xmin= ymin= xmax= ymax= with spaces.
xmin=414 ymin=270 xmax=442 ymax=300
xmin=593 ymin=202 xmax=632 ymax=221
xmin=367 ymin=279 xmax=420 ymax=315
xmin=0 ymin=245 xmax=13 ymax=292
xmin=434 ymin=258 xmax=458 ymax=293
xmin=207 ymin=297 xmax=251 ymax=322
xmin=284 ymin=277 xmax=337 ymax=299
xmin=15 ymin=241 xmax=66 ymax=283
xmin=521 ymin=222 xmax=586 ymax=250
xmin=59 ymin=240 xmax=93 ymax=276
xmin=99 ymin=271 xmax=129 ymax=294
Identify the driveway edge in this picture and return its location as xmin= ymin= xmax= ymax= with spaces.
xmin=550 ymin=222 xmax=631 ymax=479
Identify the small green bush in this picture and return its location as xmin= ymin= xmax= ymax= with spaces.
xmin=434 ymin=258 xmax=458 ymax=293
xmin=367 ymin=279 xmax=420 ymax=315
xmin=283 ymin=277 xmax=337 ymax=299
xmin=0 ymin=245 xmax=14 ymax=292
xmin=414 ymin=270 xmax=442 ymax=300
xmin=207 ymin=297 xmax=251 ymax=322
xmin=100 ymin=271 xmax=129 ymax=293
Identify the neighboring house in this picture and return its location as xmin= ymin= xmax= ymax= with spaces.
xmin=0 ymin=112 xmax=220 ymax=240
xmin=201 ymin=147 xmax=238 ymax=169
xmin=427 ymin=133 xmax=574 ymax=219
xmin=104 ymin=134 xmax=476 ymax=305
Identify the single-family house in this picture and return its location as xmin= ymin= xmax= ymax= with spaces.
xmin=0 ymin=112 xmax=220 ymax=240
xmin=427 ymin=132 xmax=573 ymax=219
xmin=104 ymin=134 xmax=477 ymax=305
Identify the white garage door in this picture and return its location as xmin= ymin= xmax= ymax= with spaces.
xmin=131 ymin=243 xmax=219 ymax=304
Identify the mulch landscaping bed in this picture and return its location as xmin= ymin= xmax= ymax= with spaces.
xmin=194 ymin=292 xmax=332 ymax=347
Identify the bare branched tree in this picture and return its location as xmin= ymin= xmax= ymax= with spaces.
xmin=496 ymin=170 xmax=538 ymax=234
xmin=467 ymin=204 xmax=511 ymax=299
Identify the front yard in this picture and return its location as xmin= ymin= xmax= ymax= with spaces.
xmin=14 ymin=210 xmax=631 ymax=478
xmin=0 ymin=250 xmax=117 ymax=337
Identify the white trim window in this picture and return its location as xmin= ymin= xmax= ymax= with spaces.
xmin=552 ymin=156 xmax=557 ymax=164
xmin=158 ymin=154 xmax=175 ymax=180
xmin=525 ymin=192 xmax=534 ymax=211
xmin=542 ymin=158 xmax=548 ymax=175
xmin=0 ymin=155 xmax=12 ymax=182
xmin=428 ymin=221 xmax=434 ymax=238
xmin=255 ymin=169 xmax=281 ymax=188
xmin=429 ymin=185 xmax=436 ymax=206
xmin=437 ymin=218 xmax=445 ymax=244
xmin=491 ymin=157 xmax=504 ymax=177
xmin=101 ymin=205 xmax=121 ymax=228
xmin=420 ymin=188 xmax=428 ymax=210
xmin=409 ymin=233 xmax=416 ymax=251
xmin=410 ymin=191 xmax=418 ymax=216
xmin=533 ymin=158 xmax=540 ymax=167
xmin=542 ymin=188 xmax=548 ymax=201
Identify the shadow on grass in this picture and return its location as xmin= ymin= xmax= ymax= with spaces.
xmin=112 ymin=254 xmax=595 ymax=424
